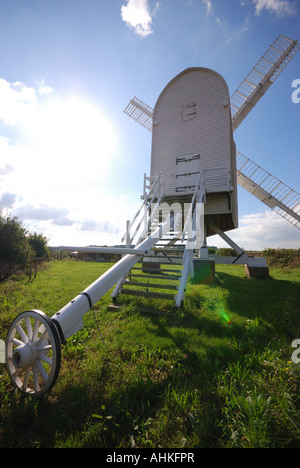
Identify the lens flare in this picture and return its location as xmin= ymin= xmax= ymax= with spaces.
xmin=218 ymin=308 xmax=231 ymax=324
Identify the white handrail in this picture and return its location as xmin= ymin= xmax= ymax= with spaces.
xmin=121 ymin=171 xmax=163 ymax=243
xmin=181 ymin=169 xmax=205 ymax=242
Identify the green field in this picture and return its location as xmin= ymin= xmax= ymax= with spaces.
xmin=0 ymin=260 xmax=300 ymax=448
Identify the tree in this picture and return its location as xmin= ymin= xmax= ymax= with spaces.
xmin=0 ymin=214 xmax=50 ymax=281
xmin=0 ymin=215 xmax=30 ymax=268
xmin=28 ymin=232 xmax=50 ymax=259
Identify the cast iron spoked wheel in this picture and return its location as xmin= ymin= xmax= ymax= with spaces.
xmin=5 ymin=310 xmax=61 ymax=398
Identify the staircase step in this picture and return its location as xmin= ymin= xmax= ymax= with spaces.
xmin=120 ymin=289 xmax=176 ymax=300
xmin=130 ymin=273 xmax=181 ymax=280
xmin=142 ymin=257 xmax=183 ymax=264
xmin=151 ymin=248 xmax=185 ymax=253
xmin=130 ymin=267 xmax=182 ymax=273
xmin=124 ymin=280 xmax=178 ymax=290
xmin=160 ymin=268 xmax=183 ymax=273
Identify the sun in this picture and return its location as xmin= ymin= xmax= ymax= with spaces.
xmin=24 ymin=94 xmax=117 ymax=178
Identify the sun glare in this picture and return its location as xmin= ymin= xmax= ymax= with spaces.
xmin=25 ymin=95 xmax=117 ymax=178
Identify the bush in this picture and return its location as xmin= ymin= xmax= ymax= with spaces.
xmin=0 ymin=214 xmax=49 ymax=281
xmin=28 ymin=232 xmax=50 ymax=259
xmin=216 ymin=247 xmax=238 ymax=257
xmin=262 ymin=249 xmax=300 ymax=268
xmin=0 ymin=215 xmax=31 ymax=267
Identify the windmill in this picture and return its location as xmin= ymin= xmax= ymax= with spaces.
xmin=4 ymin=35 xmax=300 ymax=397
xmin=124 ymin=35 xmax=300 ymax=229
xmin=118 ymin=34 xmax=300 ymax=289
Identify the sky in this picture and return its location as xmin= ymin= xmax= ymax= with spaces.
xmin=0 ymin=0 xmax=299 ymax=251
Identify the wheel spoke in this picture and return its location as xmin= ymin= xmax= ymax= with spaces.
xmin=25 ymin=316 xmax=33 ymax=340
xmin=10 ymin=337 xmax=23 ymax=346
xmin=16 ymin=324 xmax=28 ymax=343
xmin=39 ymin=353 xmax=53 ymax=366
xmin=36 ymin=358 xmax=49 ymax=382
xmin=6 ymin=310 xmax=61 ymax=397
xmin=12 ymin=367 xmax=22 ymax=377
xmin=32 ymin=319 xmax=40 ymax=342
xmin=36 ymin=329 xmax=48 ymax=347
xmin=33 ymin=363 xmax=40 ymax=393
xmin=38 ymin=344 xmax=52 ymax=353
xmin=22 ymin=366 xmax=31 ymax=391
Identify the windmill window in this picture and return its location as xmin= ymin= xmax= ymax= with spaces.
xmin=182 ymin=103 xmax=196 ymax=121
xmin=176 ymin=154 xmax=200 ymax=165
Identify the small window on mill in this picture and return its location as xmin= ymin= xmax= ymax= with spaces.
xmin=182 ymin=103 xmax=196 ymax=121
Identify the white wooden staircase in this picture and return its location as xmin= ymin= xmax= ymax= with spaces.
xmin=112 ymin=171 xmax=205 ymax=307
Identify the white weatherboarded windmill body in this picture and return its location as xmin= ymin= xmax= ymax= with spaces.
xmin=149 ymin=66 xmax=238 ymax=235
xmin=5 ymin=35 xmax=300 ymax=397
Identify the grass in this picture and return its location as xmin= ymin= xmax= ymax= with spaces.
xmin=0 ymin=260 xmax=300 ymax=448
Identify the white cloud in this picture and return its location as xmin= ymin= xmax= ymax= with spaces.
xmin=0 ymin=136 xmax=31 ymax=192
xmin=121 ymin=0 xmax=160 ymax=37
xmin=15 ymin=204 xmax=75 ymax=226
xmin=202 ymin=0 xmax=213 ymax=16
xmin=0 ymin=79 xmax=38 ymax=126
xmin=201 ymin=0 xmax=233 ymax=30
xmin=0 ymin=162 xmax=13 ymax=177
xmin=253 ymin=0 xmax=297 ymax=16
xmin=0 ymin=80 xmax=117 ymax=185
xmin=37 ymin=79 xmax=54 ymax=96
xmin=0 ymin=77 xmax=120 ymax=244
xmin=0 ymin=192 xmax=17 ymax=210
xmin=212 ymin=210 xmax=300 ymax=250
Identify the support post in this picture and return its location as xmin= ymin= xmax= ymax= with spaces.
xmin=207 ymin=219 xmax=247 ymax=258
xmin=207 ymin=218 xmax=269 ymax=278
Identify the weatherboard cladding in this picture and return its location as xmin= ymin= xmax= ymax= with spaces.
xmin=151 ymin=68 xmax=235 ymax=194
xmin=150 ymin=67 xmax=237 ymax=228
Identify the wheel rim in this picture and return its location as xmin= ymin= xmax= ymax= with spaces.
xmin=5 ymin=310 xmax=61 ymax=397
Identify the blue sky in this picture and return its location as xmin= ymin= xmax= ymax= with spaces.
xmin=0 ymin=0 xmax=299 ymax=250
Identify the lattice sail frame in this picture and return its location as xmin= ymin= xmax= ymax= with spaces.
xmin=123 ymin=34 xmax=300 ymax=230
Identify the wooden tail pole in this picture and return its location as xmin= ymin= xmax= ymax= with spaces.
xmin=51 ymin=213 xmax=180 ymax=342
xmin=5 ymin=213 xmax=180 ymax=397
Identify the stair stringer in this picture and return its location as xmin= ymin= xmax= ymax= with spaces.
xmin=113 ymin=170 xmax=206 ymax=306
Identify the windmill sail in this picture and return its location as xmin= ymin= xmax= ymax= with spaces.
xmin=124 ymin=35 xmax=300 ymax=134
xmin=237 ymin=152 xmax=300 ymax=229
xmin=230 ymin=34 xmax=300 ymax=131
xmin=123 ymin=96 xmax=153 ymax=131
xmin=123 ymin=35 xmax=300 ymax=231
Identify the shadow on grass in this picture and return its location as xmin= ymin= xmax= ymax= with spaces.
xmin=214 ymin=271 xmax=300 ymax=340
xmin=1 ymin=268 xmax=300 ymax=448
xmin=0 ymin=354 xmax=221 ymax=448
